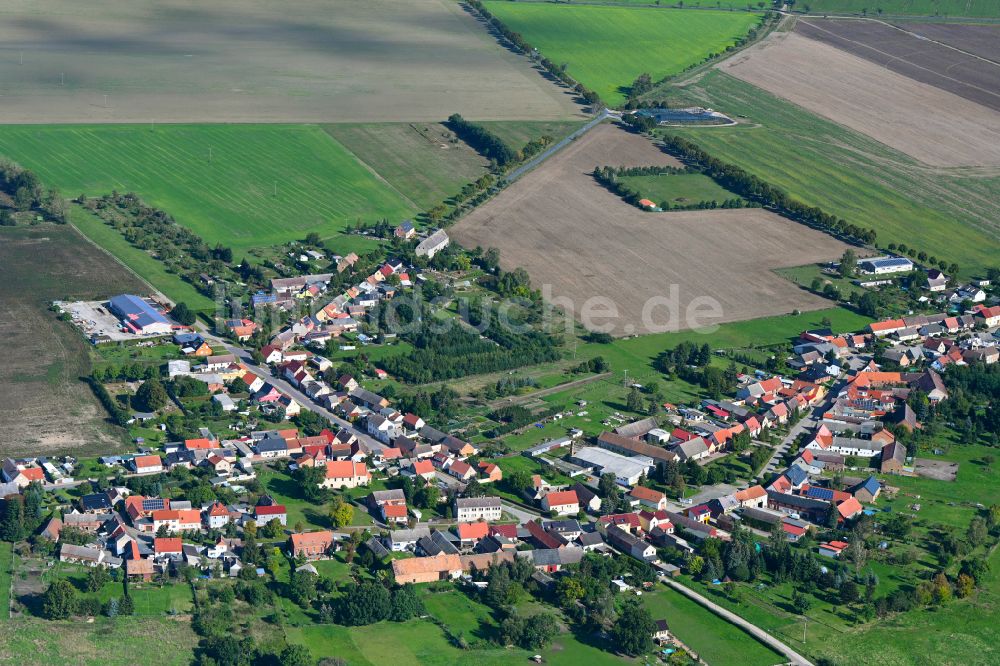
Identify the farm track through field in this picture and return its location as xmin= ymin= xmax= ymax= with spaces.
xmin=485 ymin=372 xmax=612 ymax=409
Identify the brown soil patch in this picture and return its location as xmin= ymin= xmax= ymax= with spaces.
xmin=0 ymin=0 xmax=582 ymax=123
xmin=796 ymin=19 xmax=1000 ymax=113
xmin=720 ymin=31 xmax=1000 ymax=167
xmin=451 ymin=124 xmax=851 ymax=335
xmin=0 ymin=225 xmax=144 ymax=456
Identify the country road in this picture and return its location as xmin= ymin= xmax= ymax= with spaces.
xmin=199 ymin=329 xmax=387 ymax=454
xmin=505 ymin=108 xmax=614 ymax=183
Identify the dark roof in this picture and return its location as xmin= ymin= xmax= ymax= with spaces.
xmin=80 ymin=493 xmax=112 ymax=511
xmin=364 ymin=537 xmax=389 ymax=558
xmin=141 ymin=498 xmax=167 ymax=512
xmin=803 ymin=486 xmax=835 ymax=501
xmin=767 ymin=490 xmax=828 ymax=511
xmin=256 ymin=437 xmax=287 ymax=452
xmin=785 ymin=465 xmax=809 ymax=486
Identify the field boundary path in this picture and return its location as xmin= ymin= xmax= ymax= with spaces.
xmin=485 ymin=371 xmax=611 ymax=409
xmin=663 ymin=579 xmax=815 ymax=666
xmin=505 ymin=108 xmax=612 ymax=183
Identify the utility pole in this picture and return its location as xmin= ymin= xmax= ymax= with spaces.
xmin=209 ymin=147 xmax=213 ymax=163
xmin=60 ymin=72 xmax=64 ymax=86
xmin=623 ymin=369 xmax=628 ymax=388
xmin=19 ymin=52 xmax=23 ymax=65
xmin=103 ymin=94 xmax=109 ymax=108
xmin=273 ymin=181 xmax=277 ymax=197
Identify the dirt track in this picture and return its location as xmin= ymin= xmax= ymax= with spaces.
xmin=0 ymin=0 xmax=581 ymax=123
xmin=721 ymin=31 xmax=1000 ymax=167
xmin=452 ymin=124 xmax=851 ymax=336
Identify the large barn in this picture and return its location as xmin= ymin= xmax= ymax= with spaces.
xmin=108 ymin=294 xmax=173 ymax=336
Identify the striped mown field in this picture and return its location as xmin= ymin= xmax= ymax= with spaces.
xmin=483 ymin=2 xmax=762 ymax=105
xmin=0 ymin=124 xmax=416 ymax=253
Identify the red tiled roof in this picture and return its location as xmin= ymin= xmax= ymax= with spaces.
xmin=255 ymin=504 xmax=287 ymax=516
xmin=290 ymin=531 xmax=334 ymax=551
xmin=325 ymin=460 xmax=369 ymax=480
xmin=20 ymin=467 xmax=45 ymax=481
xmin=382 ymin=504 xmax=408 ymax=519
xmin=154 ymin=537 xmax=182 ymax=553
xmin=457 ymin=521 xmax=490 ymax=540
xmin=412 ymin=460 xmax=434 ymax=475
xmin=629 ymin=486 xmax=665 ymax=503
xmin=133 ymin=455 xmax=161 ymax=468
xmin=543 ymin=490 xmax=578 ymax=507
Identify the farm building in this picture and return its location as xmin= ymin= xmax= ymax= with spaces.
xmin=415 ymin=229 xmax=450 ymax=258
xmin=108 ymin=295 xmax=173 ymax=335
xmin=858 ymin=256 xmax=914 ymax=275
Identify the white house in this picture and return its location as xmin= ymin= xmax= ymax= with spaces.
xmin=319 ymin=461 xmax=371 ymax=490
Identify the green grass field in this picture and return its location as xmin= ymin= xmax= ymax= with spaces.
xmin=801 ymin=0 xmax=1000 ymax=17
xmin=0 ymin=616 xmax=198 ymax=666
xmin=323 ymin=123 xmax=489 ymax=210
xmin=661 ymin=71 xmax=1000 ymax=274
xmin=0 ymin=124 xmax=415 ymax=254
xmin=476 ymin=119 xmax=588 ymax=150
xmin=644 ymin=586 xmax=784 ymax=666
xmin=581 ymin=0 xmax=762 ymax=8
xmin=482 ymin=3 xmax=761 ymax=105
xmin=618 ymin=172 xmax=742 ymax=206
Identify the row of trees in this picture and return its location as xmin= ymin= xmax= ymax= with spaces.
xmin=446 ymin=114 xmax=517 ymax=167
xmin=466 ymin=0 xmax=602 ymax=107
xmin=83 ymin=192 xmax=240 ymax=300
xmin=660 ymin=134 xmax=878 ymax=244
xmin=0 ymin=159 xmax=67 ymax=222
xmin=592 ymin=165 xmax=753 ymax=211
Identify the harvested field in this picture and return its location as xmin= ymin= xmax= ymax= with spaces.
xmin=451 ymin=124 xmax=853 ymax=335
xmin=796 ymin=19 xmax=1000 ymax=112
xmin=0 ymin=225 xmax=143 ymax=456
xmin=658 ymin=70 xmax=1000 ymax=272
xmin=0 ymin=0 xmax=581 ymax=123
xmin=721 ymin=31 xmax=1000 ymax=167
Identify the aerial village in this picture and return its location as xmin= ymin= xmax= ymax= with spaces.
xmin=2 ymin=221 xmax=996 ymax=662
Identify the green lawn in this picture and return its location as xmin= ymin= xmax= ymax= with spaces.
xmin=801 ymin=0 xmax=1000 ymax=17
xmin=0 ymin=124 xmax=415 ymax=254
xmin=421 ymin=587 xmax=499 ymax=640
xmin=53 ymin=564 xmax=193 ymax=616
xmin=255 ymin=466 xmax=334 ymax=530
xmin=482 ymin=3 xmax=761 ymax=105
xmin=643 ymin=586 xmax=784 ymax=666
xmin=618 ymin=172 xmax=743 ymax=207
xmin=661 ymin=70 xmax=1000 ymax=274
xmin=286 ymin=618 xmax=524 ymax=666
